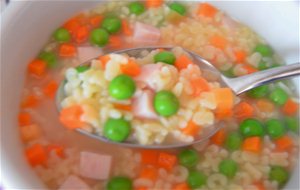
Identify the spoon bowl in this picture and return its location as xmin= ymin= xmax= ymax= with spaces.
xmin=56 ymin=46 xmax=300 ymax=149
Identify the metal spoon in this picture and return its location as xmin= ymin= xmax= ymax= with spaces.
xmin=56 ymin=46 xmax=300 ymax=149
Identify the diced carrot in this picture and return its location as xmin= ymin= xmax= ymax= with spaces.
xmin=43 ymin=80 xmax=58 ymax=99
xmin=210 ymin=128 xmax=226 ymax=146
xmin=59 ymin=105 xmax=85 ymax=129
xmin=89 ymin=15 xmax=103 ymax=28
xmin=234 ymin=101 xmax=254 ymax=120
xmin=213 ymin=88 xmax=234 ymax=113
xmin=21 ymin=95 xmax=38 ymax=108
xmin=282 ymin=98 xmax=299 ymax=116
xmin=59 ymin=44 xmax=77 ymax=57
xmin=253 ymin=181 xmax=265 ymax=190
xmin=256 ymin=99 xmax=275 ymax=113
xmin=157 ymin=152 xmax=177 ymax=170
xmin=197 ymin=3 xmax=218 ymax=17
xmin=99 ymin=54 xmax=111 ymax=69
xmin=25 ymin=144 xmax=47 ymax=167
xmin=243 ymin=64 xmax=258 ymax=74
xmin=27 ymin=59 xmax=47 ymax=77
xmin=181 ymin=120 xmax=201 ymax=137
xmin=190 ymin=77 xmax=210 ymax=97
xmin=242 ymin=136 xmax=262 ymax=153
xmin=46 ymin=144 xmax=65 ymax=158
xmin=275 ymin=135 xmax=293 ymax=151
xmin=215 ymin=109 xmax=233 ymax=120
xmin=113 ymin=103 xmax=132 ymax=111
xmin=175 ymin=55 xmax=194 ymax=71
xmin=18 ymin=112 xmax=31 ymax=126
xmin=140 ymin=149 xmax=161 ymax=165
xmin=122 ymin=19 xmax=133 ymax=36
xmin=109 ymin=35 xmax=122 ymax=48
xmin=173 ymin=182 xmax=191 ymax=190
xmin=20 ymin=124 xmax=41 ymax=142
xmin=64 ymin=19 xmax=81 ymax=34
xmin=63 ymin=14 xmax=87 ymax=34
xmin=73 ymin=25 xmax=89 ymax=44
xmin=234 ymin=50 xmax=247 ymax=63
xmin=121 ymin=59 xmax=141 ymax=77
xmin=139 ymin=166 xmax=158 ymax=181
xmin=146 ymin=0 xmax=163 ymax=8
xmin=135 ymin=187 xmax=148 ymax=190
xmin=209 ymin=35 xmax=227 ymax=50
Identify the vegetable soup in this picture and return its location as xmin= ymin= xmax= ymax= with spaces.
xmin=18 ymin=1 xmax=299 ymax=190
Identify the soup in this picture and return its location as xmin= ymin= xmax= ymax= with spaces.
xmin=18 ymin=1 xmax=299 ymax=190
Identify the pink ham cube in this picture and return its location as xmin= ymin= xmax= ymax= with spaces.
xmin=133 ymin=89 xmax=158 ymax=119
xmin=78 ymin=46 xmax=103 ymax=63
xmin=59 ymin=175 xmax=90 ymax=190
xmin=134 ymin=64 xmax=162 ymax=90
xmin=133 ymin=22 xmax=161 ymax=44
xmin=80 ymin=152 xmax=112 ymax=180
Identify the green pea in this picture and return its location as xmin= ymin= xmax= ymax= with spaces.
xmin=285 ymin=117 xmax=299 ymax=133
xmin=266 ymin=119 xmax=285 ymax=139
xmin=38 ymin=51 xmax=57 ymax=68
xmin=219 ymin=159 xmax=238 ymax=178
xmin=101 ymin=16 xmax=122 ymax=34
xmin=53 ymin=28 xmax=71 ymax=42
xmin=187 ymin=171 xmax=207 ymax=189
xmin=240 ymin=118 xmax=264 ymax=137
xmin=107 ymin=176 xmax=133 ymax=190
xmin=154 ymin=51 xmax=176 ymax=65
xmin=258 ymin=61 xmax=268 ymax=70
xmin=178 ymin=149 xmax=199 ymax=168
xmin=269 ymin=166 xmax=289 ymax=187
xmin=154 ymin=91 xmax=179 ymax=116
xmin=104 ymin=118 xmax=131 ymax=142
xmin=128 ymin=2 xmax=145 ymax=15
xmin=254 ymin=44 xmax=273 ymax=57
xmin=109 ymin=75 xmax=136 ymax=100
xmin=225 ymin=132 xmax=242 ymax=151
xmin=90 ymin=28 xmax=109 ymax=47
xmin=268 ymin=87 xmax=288 ymax=105
xmin=75 ymin=65 xmax=90 ymax=73
xmin=169 ymin=2 xmax=186 ymax=15
xmin=247 ymin=85 xmax=269 ymax=98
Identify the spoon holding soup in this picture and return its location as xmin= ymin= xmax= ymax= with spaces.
xmin=56 ymin=46 xmax=300 ymax=149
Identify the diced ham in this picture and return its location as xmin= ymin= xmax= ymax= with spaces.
xmin=77 ymin=46 xmax=103 ymax=63
xmin=134 ymin=64 xmax=162 ymax=89
xmin=133 ymin=89 xmax=158 ymax=119
xmin=133 ymin=22 xmax=161 ymax=44
xmin=79 ymin=152 xmax=112 ymax=180
xmin=221 ymin=14 xmax=239 ymax=31
xmin=59 ymin=175 xmax=90 ymax=190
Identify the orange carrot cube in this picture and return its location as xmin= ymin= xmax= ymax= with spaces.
xmin=25 ymin=144 xmax=47 ymax=167
xmin=18 ymin=112 xmax=31 ymax=126
xmin=242 ymin=136 xmax=262 ymax=153
xmin=197 ymin=3 xmax=218 ymax=17
xmin=43 ymin=80 xmax=58 ymax=99
xmin=20 ymin=124 xmax=41 ymax=143
xmin=157 ymin=152 xmax=177 ymax=170
xmin=28 ymin=59 xmax=46 ymax=77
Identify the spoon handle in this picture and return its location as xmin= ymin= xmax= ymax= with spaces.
xmin=223 ymin=63 xmax=300 ymax=95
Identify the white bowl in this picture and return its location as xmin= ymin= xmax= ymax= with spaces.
xmin=1 ymin=1 xmax=299 ymax=189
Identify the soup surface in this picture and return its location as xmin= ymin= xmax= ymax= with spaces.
xmin=18 ymin=1 xmax=299 ymax=190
